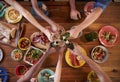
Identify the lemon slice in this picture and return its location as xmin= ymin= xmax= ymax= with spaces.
xmin=5 ymin=6 xmax=22 ymax=23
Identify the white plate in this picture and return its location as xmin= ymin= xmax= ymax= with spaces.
xmin=0 ymin=48 xmax=3 ymax=62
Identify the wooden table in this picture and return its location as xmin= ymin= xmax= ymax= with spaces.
xmin=0 ymin=1 xmax=120 ymax=82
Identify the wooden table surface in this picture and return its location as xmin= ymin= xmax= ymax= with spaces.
xmin=0 ymin=1 xmax=120 ymax=82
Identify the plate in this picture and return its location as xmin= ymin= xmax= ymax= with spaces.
xmin=65 ymin=45 xmax=86 ymax=68
xmin=0 ymin=48 xmax=3 ymax=62
xmin=37 ymin=69 xmax=54 ymax=82
xmin=5 ymin=6 xmax=22 ymax=23
xmin=11 ymin=49 xmax=23 ymax=61
xmin=87 ymin=71 xmax=100 ymax=82
xmin=18 ymin=37 xmax=31 ymax=50
xmin=98 ymin=25 xmax=119 ymax=47
xmin=30 ymin=32 xmax=49 ymax=49
xmin=0 ymin=67 xmax=8 ymax=82
xmin=91 ymin=45 xmax=108 ymax=63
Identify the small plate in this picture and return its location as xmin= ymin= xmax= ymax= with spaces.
xmin=37 ymin=69 xmax=54 ymax=82
xmin=5 ymin=6 xmax=22 ymax=23
xmin=0 ymin=48 xmax=3 ymax=62
xmin=65 ymin=45 xmax=86 ymax=68
xmin=0 ymin=67 xmax=8 ymax=82
xmin=98 ymin=25 xmax=119 ymax=47
xmin=91 ymin=45 xmax=108 ymax=63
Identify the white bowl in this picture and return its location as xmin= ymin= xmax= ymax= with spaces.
xmin=91 ymin=45 xmax=108 ymax=63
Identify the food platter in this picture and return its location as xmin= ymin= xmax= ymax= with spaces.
xmin=5 ymin=6 xmax=22 ymax=23
xmin=0 ymin=21 xmax=24 ymax=48
xmin=30 ymin=32 xmax=50 ymax=49
xmin=37 ymin=69 xmax=54 ymax=82
xmin=98 ymin=25 xmax=119 ymax=47
xmin=23 ymin=46 xmax=44 ymax=66
xmin=65 ymin=45 xmax=87 ymax=68
xmin=0 ymin=48 xmax=3 ymax=62
xmin=91 ymin=45 xmax=108 ymax=63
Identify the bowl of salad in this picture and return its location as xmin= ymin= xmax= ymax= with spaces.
xmin=91 ymin=45 xmax=108 ymax=63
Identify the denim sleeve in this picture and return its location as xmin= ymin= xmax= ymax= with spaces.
xmin=94 ymin=0 xmax=112 ymax=10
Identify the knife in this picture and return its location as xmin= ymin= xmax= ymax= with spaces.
xmin=15 ymin=21 xmax=24 ymax=46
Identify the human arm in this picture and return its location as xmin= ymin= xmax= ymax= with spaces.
xmin=68 ymin=7 xmax=103 ymax=39
xmin=17 ymin=47 xmax=56 ymax=82
xmin=68 ymin=0 xmax=112 ymax=39
xmin=31 ymin=0 xmax=59 ymax=32
xmin=70 ymin=43 xmax=112 ymax=82
xmin=4 ymin=0 xmax=54 ymax=41
xmin=54 ymin=47 xmax=65 ymax=82
xmin=69 ymin=0 xmax=81 ymax=20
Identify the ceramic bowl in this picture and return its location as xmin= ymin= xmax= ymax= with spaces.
xmin=18 ymin=37 xmax=31 ymax=50
xmin=15 ymin=65 xmax=28 ymax=77
xmin=91 ymin=45 xmax=108 ymax=63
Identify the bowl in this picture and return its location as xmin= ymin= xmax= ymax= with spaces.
xmin=5 ymin=6 xmax=22 ymax=23
xmin=0 ymin=67 xmax=8 ymax=82
xmin=11 ymin=49 xmax=23 ymax=61
xmin=15 ymin=65 xmax=28 ymax=77
xmin=87 ymin=71 xmax=100 ymax=82
xmin=18 ymin=37 xmax=31 ymax=50
xmin=98 ymin=25 xmax=119 ymax=47
xmin=91 ymin=45 xmax=108 ymax=63
xmin=23 ymin=46 xmax=44 ymax=66
xmin=37 ymin=69 xmax=54 ymax=82
xmin=65 ymin=45 xmax=87 ymax=68
xmin=84 ymin=1 xmax=95 ymax=16
xmin=0 ymin=48 xmax=3 ymax=62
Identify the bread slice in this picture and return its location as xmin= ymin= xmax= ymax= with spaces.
xmin=10 ymin=28 xmax=17 ymax=39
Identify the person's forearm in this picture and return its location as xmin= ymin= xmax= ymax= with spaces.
xmin=17 ymin=47 xmax=56 ymax=82
xmin=75 ymin=44 xmax=112 ymax=82
xmin=4 ymin=0 xmax=47 ymax=34
xmin=31 ymin=0 xmax=56 ymax=27
xmin=68 ymin=8 xmax=103 ymax=38
xmin=54 ymin=47 xmax=64 ymax=82
xmin=69 ymin=0 xmax=76 ymax=10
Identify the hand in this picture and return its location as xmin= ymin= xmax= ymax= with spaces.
xmin=70 ymin=9 xmax=81 ymax=20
